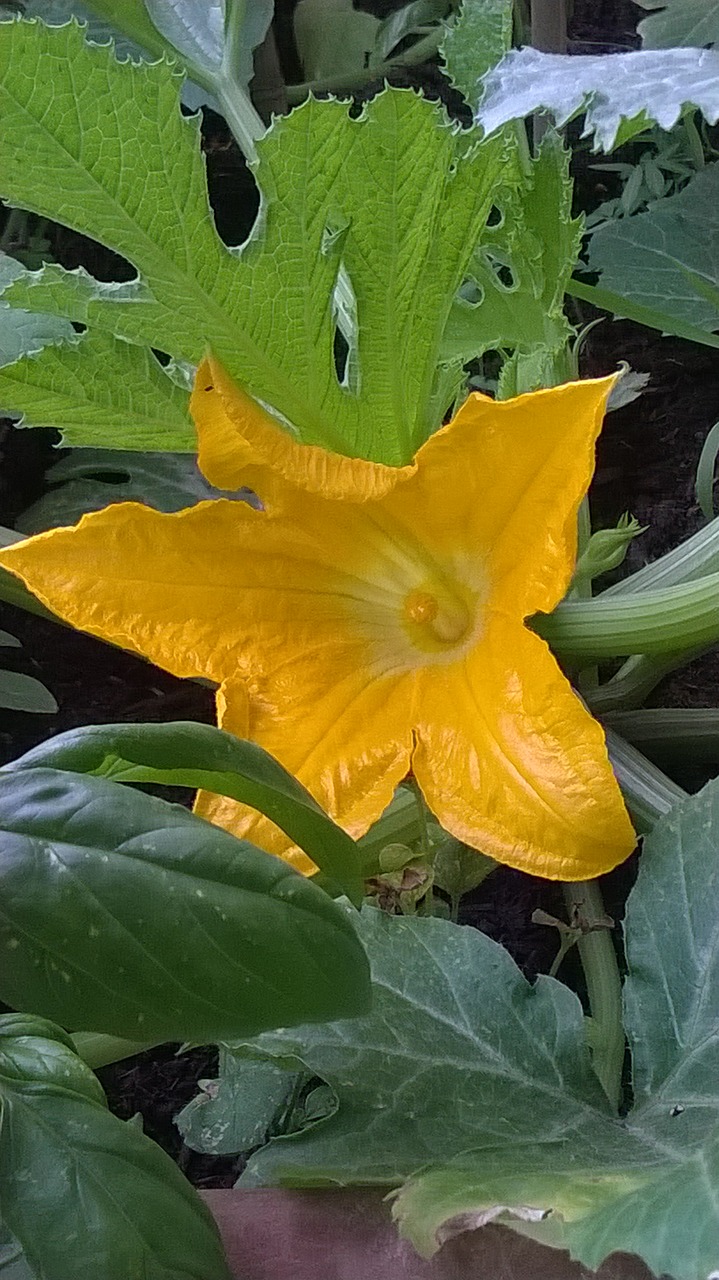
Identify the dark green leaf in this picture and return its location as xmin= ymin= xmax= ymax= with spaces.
xmin=9 ymin=721 xmax=363 ymax=900
xmin=0 ymin=1014 xmax=231 ymax=1280
xmin=0 ymin=767 xmax=370 ymax=1040
xmin=177 ymin=1047 xmax=303 ymax=1156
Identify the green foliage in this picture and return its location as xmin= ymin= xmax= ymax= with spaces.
xmin=177 ymin=1048 xmax=304 ymax=1156
xmin=588 ymin=161 xmax=719 ymax=338
xmin=441 ymin=131 xmax=580 ymax=372
xmin=635 ymin=0 xmax=719 ymax=48
xmin=293 ymin=0 xmax=379 ymax=79
xmin=16 ymin=448 xmax=240 ymax=534
xmin=224 ymin=778 xmax=719 ymax=1279
xmin=0 ymin=19 xmax=505 ymax=464
xmin=0 ymin=329 xmax=195 ymax=449
xmin=9 ymin=719 xmax=364 ymax=898
xmin=477 ymin=46 xmax=719 ymax=151
xmin=0 ymin=1014 xmax=232 ymax=1280
xmin=439 ymin=0 xmax=513 ymax=113
xmin=0 ymin=627 xmax=57 ymax=712
xmin=0 ymin=764 xmax=370 ymax=1039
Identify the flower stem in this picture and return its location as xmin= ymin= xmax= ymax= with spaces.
xmin=562 ymin=879 xmax=624 ymax=1110
xmin=535 ymin=571 xmax=719 ymax=659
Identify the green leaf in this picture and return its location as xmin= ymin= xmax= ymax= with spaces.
xmin=177 ymin=1046 xmax=302 ymax=1155
xmin=0 ymin=766 xmax=370 ymax=1039
xmin=231 ymin=777 xmax=719 ymax=1280
xmin=476 ymin=46 xmax=719 ymax=151
xmin=0 ymin=253 xmax=75 ymax=365
xmin=294 ymin=0 xmax=380 ymax=79
xmin=588 ymin=162 xmax=719 ymax=337
xmin=0 ymin=20 xmax=505 ymax=463
xmin=0 ymin=329 xmax=195 ymax=449
xmin=9 ymin=720 xmax=364 ymax=900
xmin=0 ymin=1013 xmax=232 ymax=1280
xmin=0 ymin=306 xmax=74 ymax=368
xmin=144 ymin=0 xmax=273 ymax=91
xmin=16 ymin=448 xmax=247 ymax=535
xmin=635 ymin=0 xmax=719 ymax=48
xmin=439 ymin=0 xmax=513 ymax=113
xmin=441 ymin=131 xmax=579 ymax=364
xmin=566 ymin=278 xmax=719 ymax=349
xmin=0 ymin=668 xmax=57 ymax=712
xmin=237 ymin=907 xmax=618 ymax=1188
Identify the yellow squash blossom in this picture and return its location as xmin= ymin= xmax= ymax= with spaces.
xmin=0 ymin=358 xmax=635 ymax=880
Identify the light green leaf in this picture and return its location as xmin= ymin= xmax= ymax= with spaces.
xmin=0 ymin=20 xmax=505 ymax=463
xmin=16 ymin=448 xmax=250 ymax=534
xmin=374 ymin=0 xmax=447 ymax=65
xmin=440 ymin=0 xmax=513 ymax=112
xmin=635 ymin=0 xmax=719 ymax=48
xmin=8 ymin=720 xmax=364 ymax=900
xmin=441 ymin=131 xmax=579 ymax=364
xmin=0 ymin=1013 xmax=232 ymax=1280
xmin=0 ymin=329 xmax=195 ymax=448
xmin=0 ymin=668 xmax=57 ymax=712
xmin=177 ymin=1047 xmax=302 ymax=1155
xmin=294 ymin=0 xmax=379 ymax=79
xmin=0 ymin=766 xmax=370 ymax=1039
xmin=588 ymin=162 xmax=719 ymax=337
xmin=477 ymin=47 xmax=719 ymax=151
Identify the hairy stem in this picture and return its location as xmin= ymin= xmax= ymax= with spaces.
xmin=562 ymin=879 xmax=624 ymax=1110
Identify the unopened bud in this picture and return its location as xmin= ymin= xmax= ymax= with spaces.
xmin=574 ymin=514 xmax=644 ymax=585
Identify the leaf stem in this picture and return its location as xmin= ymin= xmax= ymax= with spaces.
xmin=562 ymin=878 xmax=624 ymax=1110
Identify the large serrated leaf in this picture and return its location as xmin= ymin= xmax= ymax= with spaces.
xmin=9 ymin=719 xmax=364 ymax=898
xmin=588 ymin=162 xmax=719 ymax=336
xmin=635 ymin=0 xmax=719 ymax=48
xmin=476 ymin=46 xmax=719 ymax=151
xmin=439 ymin=0 xmax=513 ymax=113
xmin=0 ymin=1014 xmax=232 ymax=1280
xmin=441 ymin=131 xmax=579 ymax=365
xmin=0 ymin=766 xmax=370 ymax=1039
xmin=0 ymin=328 xmax=195 ymax=448
xmin=0 ymin=20 xmax=504 ymax=463
xmin=227 ymin=777 xmax=719 ymax=1279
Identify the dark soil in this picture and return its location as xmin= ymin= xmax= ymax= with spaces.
xmin=1 ymin=0 xmax=715 ymax=1190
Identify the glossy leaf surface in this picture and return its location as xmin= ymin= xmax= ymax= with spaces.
xmin=0 ymin=1014 xmax=231 ymax=1280
xmin=9 ymin=720 xmax=364 ymax=897
xmin=0 ymin=767 xmax=370 ymax=1039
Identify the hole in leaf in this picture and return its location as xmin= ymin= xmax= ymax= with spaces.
xmin=487 ymin=204 xmax=503 ymax=228
xmin=459 ymin=279 xmax=484 ymax=307
xmin=334 ymin=327 xmax=350 ymax=384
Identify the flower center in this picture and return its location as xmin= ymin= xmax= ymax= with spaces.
xmin=402 ymin=585 xmax=472 ymax=651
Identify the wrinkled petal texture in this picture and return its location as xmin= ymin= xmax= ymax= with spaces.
xmin=192 ymin=356 xmax=416 ymax=503
xmin=0 ymin=371 xmax=635 ymax=879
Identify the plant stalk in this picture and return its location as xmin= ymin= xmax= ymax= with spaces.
xmin=535 ymin=571 xmax=719 ymax=659
xmin=562 ymin=878 xmax=624 ymax=1110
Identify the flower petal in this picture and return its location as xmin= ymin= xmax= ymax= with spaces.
xmin=192 ymin=356 xmax=415 ymax=502
xmin=412 ymin=616 xmax=635 ymax=880
xmin=0 ymin=501 xmax=272 ymax=683
xmin=407 ymin=376 xmax=616 ymax=619
xmin=195 ymin=675 xmax=414 ymax=874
